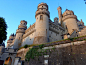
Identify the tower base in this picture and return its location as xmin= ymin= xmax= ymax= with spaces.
xmin=33 ymin=36 xmax=48 ymax=44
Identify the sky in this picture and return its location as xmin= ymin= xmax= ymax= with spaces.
xmin=0 ymin=0 xmax=86 ymax=47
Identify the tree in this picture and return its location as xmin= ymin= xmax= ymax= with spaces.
xmin=0 ymin=17 xmax=7 ymax=45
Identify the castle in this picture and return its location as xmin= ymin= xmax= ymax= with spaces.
xmin=0 ymin=2 xmax=86 ymax=65
xmin=6 ymin=3 xmax=85 ymax=49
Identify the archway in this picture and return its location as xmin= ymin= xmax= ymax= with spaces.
xmin=4 ymin=57 xmax=12 ymax=65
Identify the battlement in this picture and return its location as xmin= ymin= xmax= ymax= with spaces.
xmin=62 ymin=15 xmax=77 ymax=21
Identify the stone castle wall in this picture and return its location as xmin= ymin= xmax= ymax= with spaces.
xmin=29 ymin=41 xmax=86 ymax=65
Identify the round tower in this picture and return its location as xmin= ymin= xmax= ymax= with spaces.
xmin=62 ymin=9 xmax=79 ymax=34
xmin=6 ymin=34 xmax=14 ymax=48
xmin=33 ymin=3 xmax=50 ymax=44
xmin=13 ymin=20 xmax=27 ymax=49
xmin=57 ymin=6 xmax=62 ymax=24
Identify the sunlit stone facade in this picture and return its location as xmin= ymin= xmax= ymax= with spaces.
xmin=6 ymin=3 xmax=85 ymax=49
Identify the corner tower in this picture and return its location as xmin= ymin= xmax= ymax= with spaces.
xmin=6 ymin=34 xmax=14 ymax=48
xmin=13 ymin=20 xmax=27 ymax=49
xmin=33 ymin=3 xmax=50 ymax=44
xmin=62 ymin=9 xmax=79 ymax=34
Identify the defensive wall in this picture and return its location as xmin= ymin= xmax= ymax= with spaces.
xmin=17 ymin=35 xmax=86 ymax=65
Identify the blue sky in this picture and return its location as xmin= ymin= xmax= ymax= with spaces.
xmin=0 ymin=0 xmax=86 ymax=47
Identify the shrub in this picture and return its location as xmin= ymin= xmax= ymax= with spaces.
xmin=24 ymin=44 xmax=28 ymax=48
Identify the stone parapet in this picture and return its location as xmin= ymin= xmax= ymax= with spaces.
xmin=35 ymin=10 xmax=50 ymax=18
xmin=23 ymin=29 xmax=36 ymax=39
xmin=16 ymin=29 xmax=25 ymax=33
xmin=25 ymin=23 xmax=35 ymax=33
xmin=49 ymin=26 xmax=59 ymax=34
xmin=62 ymin=10 xmax=74 ymax=17
xmin=18 ymin=25 xmax=27 ymax=29
xmin=62 ymin=15 xmax=77 ymax=21
xmin=38 ymin=3 xmax=48 ymax=9
xmin=20 ymin=20 xmax=27 ymax=25
xmin=79 ymin=26 xmax=84 ymax=29
xmin=49 ymin=22 xmax=65 ymax=31
xmin=7 ymin=40 xmax=13 ymax=43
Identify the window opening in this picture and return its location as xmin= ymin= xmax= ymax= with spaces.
xmin=46 ymin=29 xmax=47 ymax=34
xmin=19 ymin=37 xmax=20 ymax=39
xmin=40 ymin=15 xmax=43 ymax=20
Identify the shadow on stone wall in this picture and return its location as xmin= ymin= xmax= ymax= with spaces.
xmin=28 ymin=41 xmax=86 ymax=65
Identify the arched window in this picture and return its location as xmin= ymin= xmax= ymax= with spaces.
xmin=40 ymin=15 xmax=43 ymax=20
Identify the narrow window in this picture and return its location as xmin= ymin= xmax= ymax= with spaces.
xmin=51 ymin=32 xmax=52 ymax=34
xmin=46 ymin=29 xmax=47 ymax=34
xmin=62 ymin=36 xmax=64 ymax=39
xmin=40 ymin=15 xmax=43 ymax=20
xmin=66 ymin=25 xmax=67 ymax=29
xmin=19 ymin=37 xmax=20 ymax=39
xmin=77 ymin=35 xmax=78 ymax=37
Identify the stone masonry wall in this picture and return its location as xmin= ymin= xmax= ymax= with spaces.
xmin=28 ymin=41 xmax=86 ymax=65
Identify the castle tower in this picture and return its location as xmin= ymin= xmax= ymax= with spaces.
xmin=57 ymin=6 xmax=62 ymax=24
xmin=13 ymin=20 xmax=27 ymax=49
xmin=6 ymin=34 xmax=14 ymax=48
xmin=62 ymin=9 xmax=79 ymax=34
xmin=54 ymin=17 xmax=58 ymax=25
xmin=33 ymin=3 xmax=50 ymax=44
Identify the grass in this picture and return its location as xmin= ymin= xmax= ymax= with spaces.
xmin=18 ymin=35 xmax=86 ymax=50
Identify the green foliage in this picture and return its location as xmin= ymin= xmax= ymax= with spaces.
xmin=52 ymin=47 xmax=55 ymax=51
xmin=69 ymin=38 xmax=74 ymax=41
xmin=24 ymin=44 xmax=28 ymax=48
xmin=0 ymin=17 xmax=7 ymax=44
xmin=25 ymin=44 xmax=44 ymax=61
xmin=73 ymin=53 xmax=75 ymax=54
xmin=38 ymin=44 xmax=44 ymax=49
xmin=84 ymin=39 xmax=86 ymax=40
